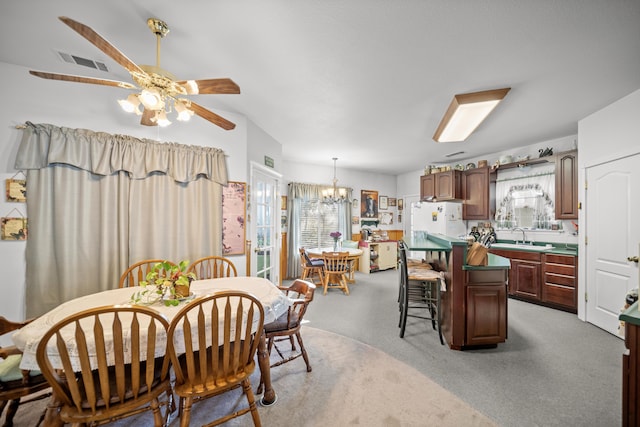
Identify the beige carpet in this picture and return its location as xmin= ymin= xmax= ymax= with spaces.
xmin=2 ymin=326 xmax=496 ymax=426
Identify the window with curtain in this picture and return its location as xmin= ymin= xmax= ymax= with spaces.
xmin=15 ymin=122 xmax=228 ymax=317
xmin=286 ymin=182 xmax=352 ymax=278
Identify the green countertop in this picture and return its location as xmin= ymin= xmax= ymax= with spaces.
xmin=492 ymin=240 xmax=578 ymax=256
xmin=620 ymin=301 xmax=640 ymax=325
xmin=463 ymin=253 xmax=511 ymax=270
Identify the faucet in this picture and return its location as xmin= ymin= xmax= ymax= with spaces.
xmin=512 ymin=227 xmax=526 ymax=245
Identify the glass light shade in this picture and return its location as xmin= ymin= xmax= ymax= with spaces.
xmin=118 ymin=94 xmax=142 ymax=115
xmin=155 ymin=110 xmax=171 ymax=127
xmin=175 ymin=100 xmax=194 ymax=121
xmin=139 ymin=88 xmax=164 ymax=110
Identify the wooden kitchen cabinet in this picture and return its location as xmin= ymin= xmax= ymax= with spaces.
xmin=542 ymin=253 xmax=577 ymax=312
xmin=462 ymin=166 xmax=490 ymax=220
xmin=465 ymin=270 xmax=508 ymax=346
xmin=490 ymin=249 xmax=542 ymax=301
xmin=420 ymin=170 xmax=462 ymax=201
xmin=555 ymin=150 xmax=578 ymax=219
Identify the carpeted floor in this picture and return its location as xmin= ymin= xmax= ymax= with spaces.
xmin=1 ymin=327 xmax=495 ymax=426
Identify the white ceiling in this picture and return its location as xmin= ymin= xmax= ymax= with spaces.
xmin=1 ymin=1 xmax=639 ymax=175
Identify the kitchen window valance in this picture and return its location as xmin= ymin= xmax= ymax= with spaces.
xmin=14 ymin=122 xmax=228 ymax=184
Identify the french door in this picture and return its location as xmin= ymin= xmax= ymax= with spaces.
xmin=249 ymin=162 xmax=281 ymax=283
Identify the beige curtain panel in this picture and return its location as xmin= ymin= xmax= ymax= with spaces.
xmin=15 ymin=122 xmax=228 ymax=317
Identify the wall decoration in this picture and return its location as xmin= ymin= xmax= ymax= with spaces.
xmin=397 ymin=198 xmax=404 ymax=210
xmin=388 ymin=198 xmax=397 ymax=207
xmin=222 ymin=181 xmax=246 ymax=255
xmin=6 ymin=178 xmax=26 ymax=202
xmin=380 ymin=212 xmax=393 ymax=225
xmin=379 ymin=196 xmax=388 ymax=210
xmin=352 ymin=216 xmax=359 ymax=225
xmin=281 ymin=195 xmax=287 ymax=210
xmin=398 ymin=213 xmax=402 ymax=223
xmin=361 ymin=190 xmax=378 ymax=219
xmin=281 ymin=214 xmax=287 ymax=229
xmin=1 ymin=217 xmax=27 ymax=240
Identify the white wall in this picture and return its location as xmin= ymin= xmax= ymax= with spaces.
xmin=576 ymin=88 xmax=640 ymax=319
xmin=0 ymin=61 xmax=258 ymax=322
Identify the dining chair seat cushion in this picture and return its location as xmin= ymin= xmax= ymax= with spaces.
xmin=264 ymin=311 xmax=301 ymax=333
xmin=342 ymin=240 xmax=359 ymax=249
xmin=307 ymin=259 xmax=324 ymax=267
xmin=0 ymin=354 xmax=43 ymax=383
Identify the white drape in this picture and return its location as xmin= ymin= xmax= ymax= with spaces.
xmin=15 ymin=122 xmax=227 ymax=317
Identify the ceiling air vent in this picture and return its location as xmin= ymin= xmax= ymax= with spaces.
xmin=444 ymin=151 xmax=465 ymax=158
xmin=56 ymin=50 xmax=109 ymax=72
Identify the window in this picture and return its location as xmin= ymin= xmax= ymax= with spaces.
xmin=299 ymin=200 xmax=343 ymax=248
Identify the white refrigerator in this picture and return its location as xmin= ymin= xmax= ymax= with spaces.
xmin=410 ymin=201 xmax=467 ymax=238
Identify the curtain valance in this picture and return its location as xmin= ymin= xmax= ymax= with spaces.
xmin=15 ymin=122 xmax=228 ymax=184
xmin=287 ymin=181 xmax=353 ymax=201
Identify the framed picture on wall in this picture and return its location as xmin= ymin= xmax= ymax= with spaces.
xmin=5 ymin=179 xmax=26 ymax=202
xmin=398 ymin=198 xmax=404 ymax=210
xmin=360 ymin=190 xmax=378 ymax=219
xmin=222 ymin=181 xmax=246 ymax=255
xmin=379 ymin=196 xmax=388 ymax=210
xmin=388 ymin=198 xmax=397 ymax=207
xmin=1 ymin=217 xmax=27 ymax=240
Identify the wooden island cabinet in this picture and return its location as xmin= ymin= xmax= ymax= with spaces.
xmin=404 ymin=234 xmax=510 ymax=350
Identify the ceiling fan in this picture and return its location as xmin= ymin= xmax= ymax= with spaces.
xmin=29 ymin=16 xmax=240 ymax=130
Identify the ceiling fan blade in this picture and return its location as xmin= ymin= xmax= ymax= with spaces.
xmin=189 ymin=101 xmax=236 ymax=130
xmin=140 ymin=109 xmax=158 ymax=126
xmin=59 ymin=16 xmax=146 ymax=75
xmin=29 ymin=70 xmax=137 ymax=89
xmin=176 ymin=78 xmax=240 ymax=95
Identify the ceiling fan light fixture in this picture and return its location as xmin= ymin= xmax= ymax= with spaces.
xmin=153 ymin=110 xmax=171 ymax=127
xmin=433 ymin=88 xmax=510 ymax=143
xmin=139 ymin=88 xmax=164 ymax=110
xmin=175 ymin=100 xmax=194 ymax=121
xmin=118 ymin=93 xmax=142 ymax=115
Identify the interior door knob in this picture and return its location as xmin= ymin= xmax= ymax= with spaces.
xmin=628 ymin=256 xmax=639 ymax=263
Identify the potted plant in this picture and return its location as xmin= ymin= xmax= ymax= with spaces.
xmin=131 ymin=260 xmax=196 ymax=306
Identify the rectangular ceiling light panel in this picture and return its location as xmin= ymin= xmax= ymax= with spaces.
xmin=433 ymin=88 xmax=510 ymax=143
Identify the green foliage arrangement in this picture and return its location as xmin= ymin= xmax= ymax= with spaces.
xmin=130 ymin=260 xmax=196 ymax=306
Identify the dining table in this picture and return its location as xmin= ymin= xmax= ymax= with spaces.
xmin=12 ymin=276 xmax=292 ymax=425
xmin=306 ymin=247 xmax=363 ymax=283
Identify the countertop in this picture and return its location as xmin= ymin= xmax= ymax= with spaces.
xmin=492 ymin=240 xmax=578 ymax=256
xmin=463 ymin=253 xmax=511 ymax=271
xmin=620 ymin=301 xmax=640 ymax=326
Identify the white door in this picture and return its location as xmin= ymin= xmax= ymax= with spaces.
xmin=586 ymin=153 xmax=640 ymax=334
xmin=250 ymin=163 xmax=281 ymax=283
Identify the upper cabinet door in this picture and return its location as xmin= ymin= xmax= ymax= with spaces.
xmin=463 ymin=166 xmax=490 ymax=220
xmin=435 ymin=170 xmax=462 ymax=200
xmin=555 ymin=150 xmax=578 ymax=219
xmin=420 ymin=174 xmax=436 ymax=200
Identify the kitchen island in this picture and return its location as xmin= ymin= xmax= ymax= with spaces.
xmin=405 ymin=234 xmax=511 ymax=350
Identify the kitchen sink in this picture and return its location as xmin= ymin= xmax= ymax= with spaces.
xmin=490 ymin=242 xmax=554 ymax=252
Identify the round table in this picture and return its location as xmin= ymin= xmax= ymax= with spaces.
xmin=306 ymin=247 xmax=363 ymax=283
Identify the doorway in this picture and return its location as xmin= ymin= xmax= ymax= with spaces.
xmin=249 ymin=162 xmax=282 ymax=283
xmin=586 ymin=153 xmax=640 ymax=335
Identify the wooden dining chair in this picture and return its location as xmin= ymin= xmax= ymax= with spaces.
xmin=257 ymin=279 xmax=315 ymax=394
xmin=119 ymin=259 xmax=176 ymax=288
xmin=398 ymin=240 xmax=445 ymax=344
xmin=167 ymin=291 xmax=265 ymax=427
xmin=299 ymin=248 xmax=324 ymax=286
xmin=187 ymin=255 xmax=237 ymax=279
xmin=0 ymin=317 xmax=51 ymax=427
xmin=35 ymin=305 xmax=173 ymax=426
xmin=321 ymin=251 xmax=351 ymax=295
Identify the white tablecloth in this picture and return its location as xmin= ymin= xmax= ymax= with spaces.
xmin=13 ymin=276 xmax=292 ymax=370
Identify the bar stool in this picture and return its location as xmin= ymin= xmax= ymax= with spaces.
xmin=398 ymin=240 xmax=444 ymax=345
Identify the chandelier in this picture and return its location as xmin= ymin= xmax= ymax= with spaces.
xmin=322 ymin=157 xmax=347 ymax=204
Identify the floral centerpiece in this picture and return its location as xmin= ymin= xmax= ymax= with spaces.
xmin=131 ymin=260 xmax=196 ymax=306
xmin=330 ymin=231 xmax=342 ymax=251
